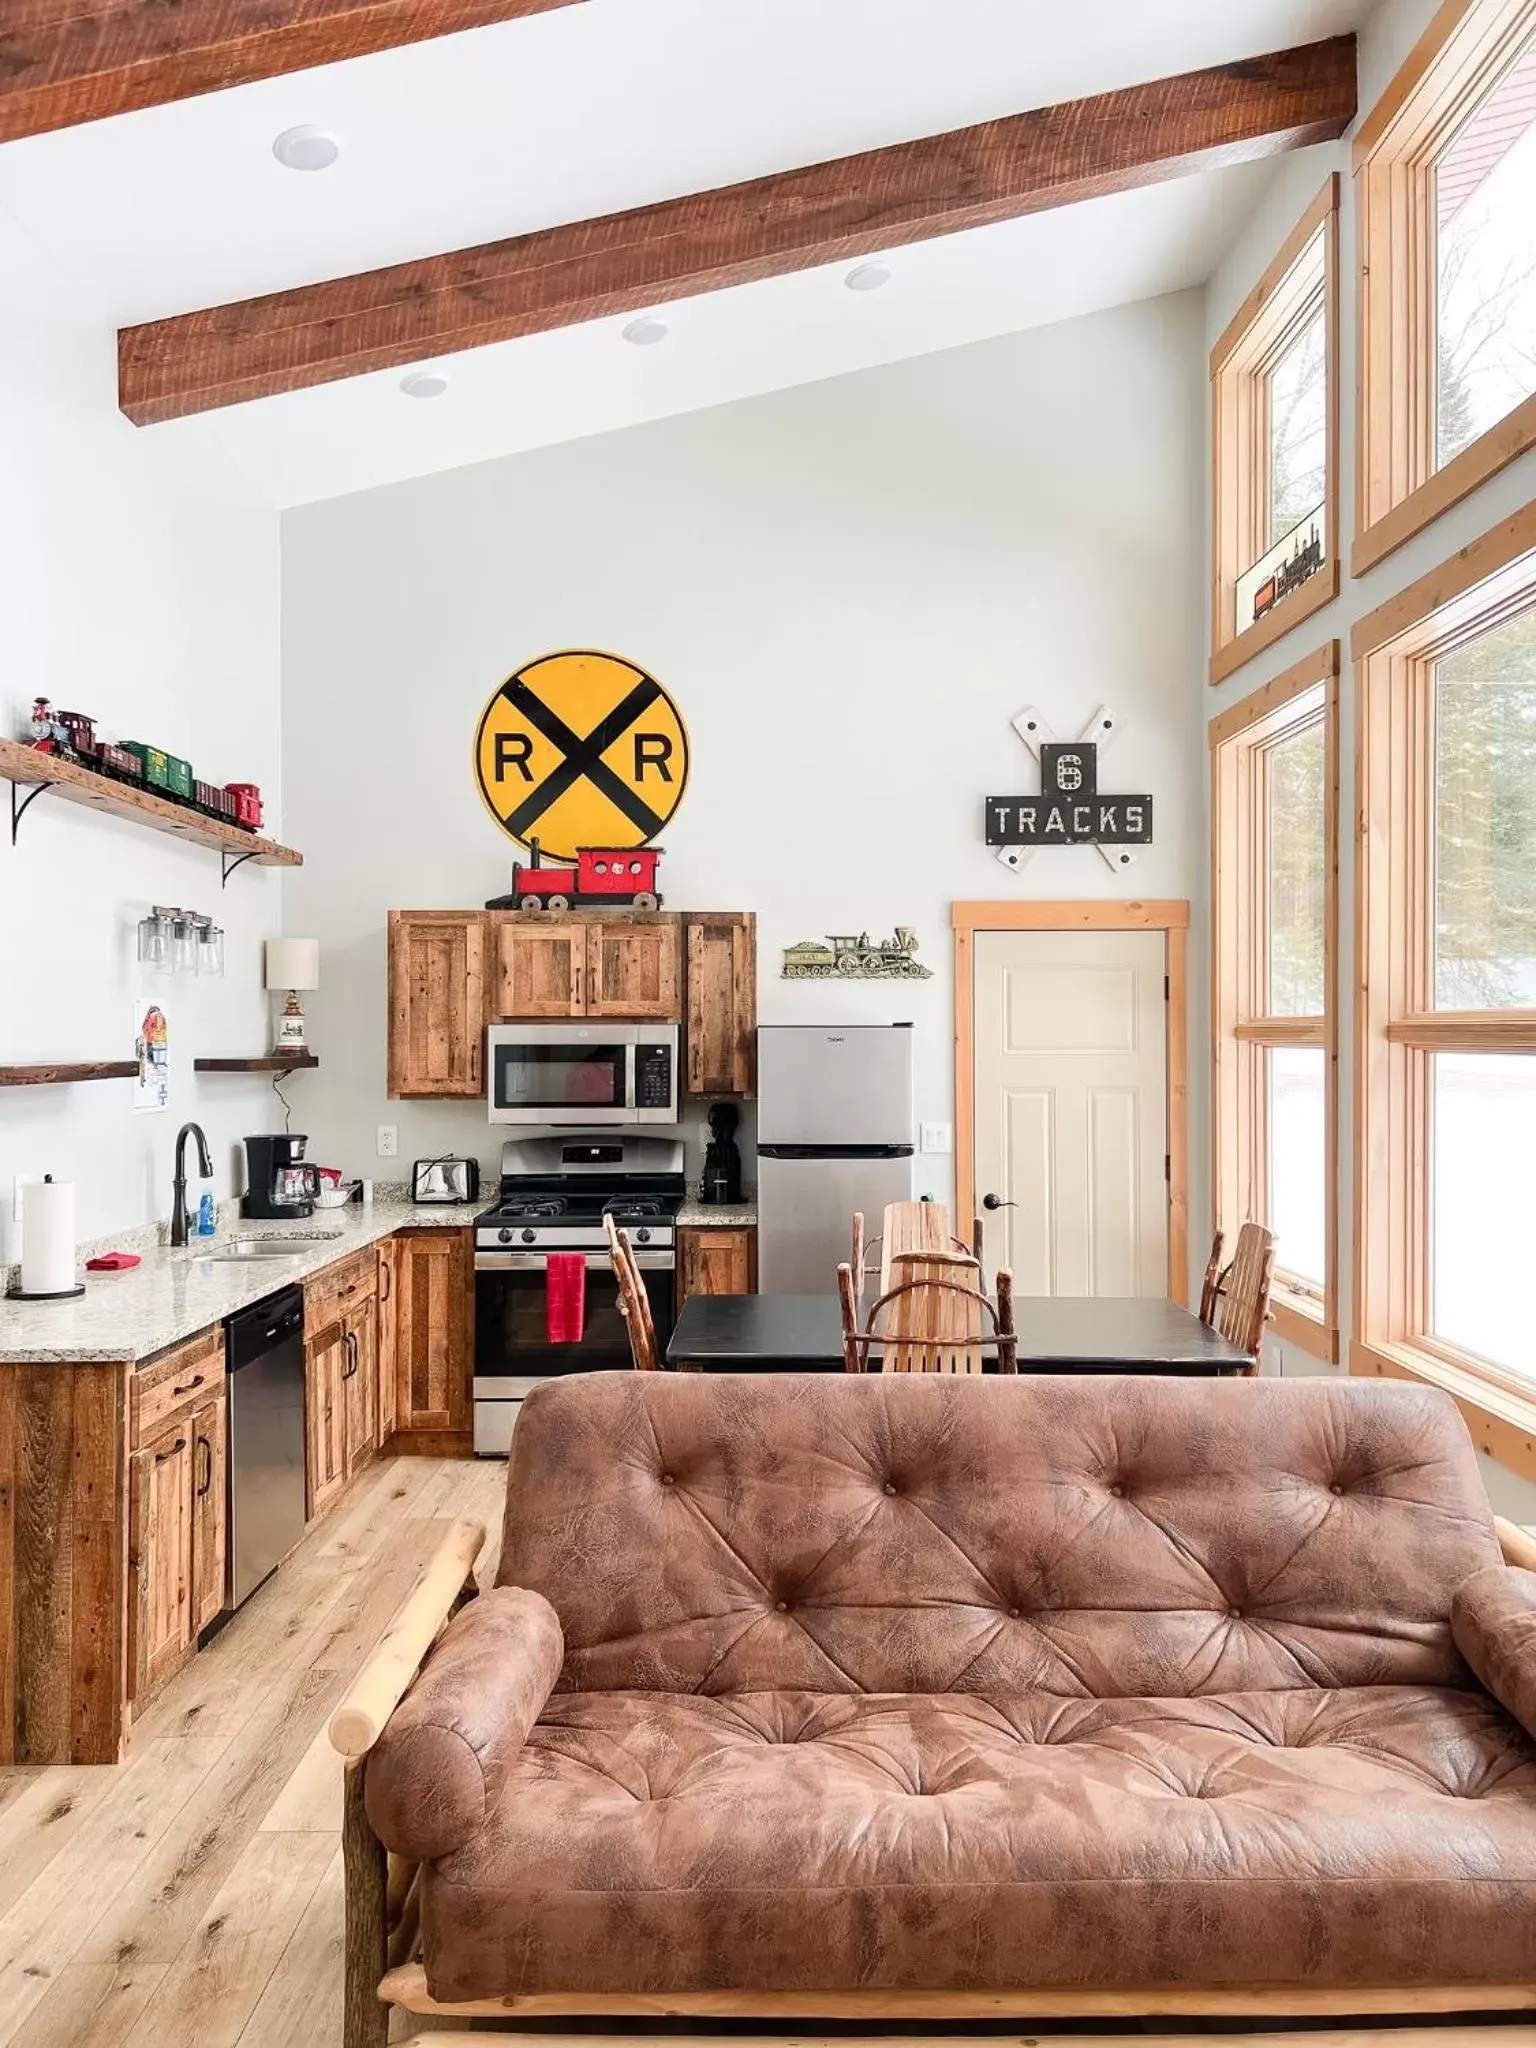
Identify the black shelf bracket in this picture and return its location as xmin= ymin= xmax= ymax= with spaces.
xmin=9 ymin=778 xmax=48 ymax=845
xmin=221 ymin=848 xmax=262 ymax=887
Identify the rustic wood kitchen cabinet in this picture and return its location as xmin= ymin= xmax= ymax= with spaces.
xmin=492 ymin=916 xmax=586 ymax=1019
xmin=376 ymin=1238 xmax=399 ymax=1448
xmin=685 ymin=914 xmax=756 ymax=1096
xmin=304 ymin=1248 xmax=380 ymax=1518
xmin=388 ymin=908 xmax=754 ymax=1096
xmin=129 ymin=1326 xmax=229 ymax=1708
xmin=388 ymin=1227 xmax=473 ymax=1452
xmin=677 ymin=1225 xmax=758 ymax=1305
xmin=387 ymin=910 xmax=485 ymax=1097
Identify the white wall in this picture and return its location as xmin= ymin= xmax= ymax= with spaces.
xmin=0 ymin=216 xmax=284 ymax=1248
xmin=1201 ymin=0 xmax=1536 ymax=1510
xmin=282 ymin=291 xmax=1208 ymax=1219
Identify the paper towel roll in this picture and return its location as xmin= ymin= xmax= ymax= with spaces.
xmin=21 ymin=1177 xmax=76 ymax=1296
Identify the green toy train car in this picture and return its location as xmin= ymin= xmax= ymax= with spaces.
xmin=121 ymin=742 xmax=195 ymax=802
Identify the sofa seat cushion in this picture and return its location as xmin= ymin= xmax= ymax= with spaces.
xmin=421 ymin=1684 xmax=1536 ymax=1999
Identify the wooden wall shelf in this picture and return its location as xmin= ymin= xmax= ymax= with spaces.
xmin=194 ymin=1056 xmax=319 ymax=1073
xmin=0 ymin=1061 xmax=138 ymax=1087
xmin=0 ymin=739 xmax=302 ymax=880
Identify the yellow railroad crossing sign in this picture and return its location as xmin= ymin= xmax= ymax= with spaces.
xmin=474 ymin=650 xmax=690 ymax=863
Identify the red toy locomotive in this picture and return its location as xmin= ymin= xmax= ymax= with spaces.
xmin=486 ymin=839 xmax=663 ymax=911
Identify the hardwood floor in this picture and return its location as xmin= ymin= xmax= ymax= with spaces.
xmin=0 ymin=1455 xmax=506 ymax=2048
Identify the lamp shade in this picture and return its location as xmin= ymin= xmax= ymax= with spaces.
xmin=264 ymin=938 xmax=320 ymax=992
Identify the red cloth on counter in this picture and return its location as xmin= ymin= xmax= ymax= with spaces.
xmin=545 ymin=1253 xmax=586 ymax=1344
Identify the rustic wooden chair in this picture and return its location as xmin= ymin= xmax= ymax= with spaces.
xmin=857 ymin=1202 xmax=982 ymax=1303
xmin=603 ymin=1212 xmax=660 ymax=1371
xmin=1208 ymin=1221 xmax=1274 ymax=1372
xmin=1199 ymin=1230 xmax=1226 ymax=1326
xmin=838 ymin=1259 xmax=1017 ymax=1375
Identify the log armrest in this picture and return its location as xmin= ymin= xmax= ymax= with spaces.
xmin=1452 ymin=1563 xmax=1536 ymax=1739
xmin=363 ymin=1585 xmax=563 ymax=1860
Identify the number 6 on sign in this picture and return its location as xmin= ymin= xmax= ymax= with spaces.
xmin=475 ymin=650 xmax=691 ymax=862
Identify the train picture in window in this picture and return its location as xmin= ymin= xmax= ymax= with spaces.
xmin=1234 ymin=503 xmax=1326 ymax=630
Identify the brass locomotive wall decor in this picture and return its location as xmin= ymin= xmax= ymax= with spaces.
xmin=781 ymin=928 xmax=933 ymax=980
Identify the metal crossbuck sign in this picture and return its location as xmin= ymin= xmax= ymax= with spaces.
xmin=475 ymin=649 xmax=690 ymax=863
xmin=986 ymin=704 xmax=1152 ymax=875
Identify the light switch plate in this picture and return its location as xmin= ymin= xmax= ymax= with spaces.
xmin=919 ymin=1122 xmax=953 ymax=1154
xmin=376 ymin=1125 xmax=399 ymax=1159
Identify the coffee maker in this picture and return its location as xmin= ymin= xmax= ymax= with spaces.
xmin=701 ymin=1102 xmax=744 ymax=1206
xmin=242 ymin=1134 xmax=320 ymax=1220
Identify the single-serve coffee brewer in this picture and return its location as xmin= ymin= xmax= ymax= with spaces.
xmin=242 ymin=1133 xmax=320 ymax=1219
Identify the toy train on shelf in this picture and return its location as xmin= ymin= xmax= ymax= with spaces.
xmin=485 ymin=839 xmax=663 ymax=911
xmin=26 ymin=699 xmax=263 ymax=832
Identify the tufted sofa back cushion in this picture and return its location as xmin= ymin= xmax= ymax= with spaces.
xmin=498 ymin=1371 xmax=1500 ymax=1698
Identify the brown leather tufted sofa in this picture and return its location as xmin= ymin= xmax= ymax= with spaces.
xmin=350 ymin=1369 xmax=1536 ymax=2030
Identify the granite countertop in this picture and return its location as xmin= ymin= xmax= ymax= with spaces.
xmin=676 ymin=1201 xmax=758 ymax=1229
xmin=0 ymin=1202 xmax=477 ymax=1366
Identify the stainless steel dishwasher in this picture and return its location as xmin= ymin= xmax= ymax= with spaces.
xmin=224 ymin=1287 xmax=308 ymax=1617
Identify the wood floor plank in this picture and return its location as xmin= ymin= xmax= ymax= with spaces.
xmin=0 ymin=1766 xmax=117 ymax=1918
xmin=256 ymin=1720 xmax=340 ymax=1835
xmin=7 ymin=1960 xmax=168 ymax=2048
xmin=0 ymin=1737 xmax=226 ymax=2044
xmin=232 ymin=1845 xmax=341 ymax=2048
xmin=120 ymin=1832 xmax=335 ymax=2048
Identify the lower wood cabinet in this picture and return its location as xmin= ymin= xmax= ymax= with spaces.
xmin=130 ymin=1333 xmax=229 ymax=1707
xmin=190 ymin=1388 xmax=228 ymax=1638
xmin=389 ymin=1228 xmax=472 ymax=1448
xmin=678 ymin=1225 xmax=758 ymax=1305
xmin=304 ymin=1312 xmax=350 ymax=1521
xmin=376 ymin=1238 xmax=399 ymax=1448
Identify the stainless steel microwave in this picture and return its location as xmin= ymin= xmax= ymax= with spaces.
xmin=486 ymin=1021 xmax=679 ymax=1126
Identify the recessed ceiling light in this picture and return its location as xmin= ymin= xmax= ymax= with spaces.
xmin=622 ymin=315 xmax=669 ymax=346
xmin=400 ymin=370 xmax=449 ymax=399
xmin=844 ymin=261 xmax=892 ymax=293
xmin=273 ymin=125 xmax=341 ymax=172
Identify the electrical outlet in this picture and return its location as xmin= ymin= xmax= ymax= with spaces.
xmin=376 ymin=1125 xmax=399 ymax=1159
xmin=919 ymin=1122 xmax=953 ymax=1154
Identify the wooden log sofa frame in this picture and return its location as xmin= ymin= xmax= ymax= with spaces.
xmin=330 ymin=1515 xmax=1536 ymax=2046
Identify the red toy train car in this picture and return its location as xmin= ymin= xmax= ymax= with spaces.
xmin=491 ymin=839 xmax=663 ymax=911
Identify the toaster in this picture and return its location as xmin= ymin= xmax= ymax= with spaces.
xmin=411 ymin=1157 xmax=480 ymax=1204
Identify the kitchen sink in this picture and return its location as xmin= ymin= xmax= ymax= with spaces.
xmin=192 ymin=1233 xmax=342 ymax=1262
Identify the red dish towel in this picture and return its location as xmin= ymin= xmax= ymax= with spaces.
xmin=546 ymin=1254 xmax=586 ymax=1344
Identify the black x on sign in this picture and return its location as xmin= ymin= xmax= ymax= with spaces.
xmin=474 ymin=650 xmax=690 ymax=862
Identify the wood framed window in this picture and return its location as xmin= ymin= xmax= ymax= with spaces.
xmin=1355 ymin=501 xmax=1536 ymax=1420
xmin=1210 ymin=176 xmax=1340 ymax=686
xmin=1355 ymin=0 xmax=1536 ymax=574
xmin=1210 ymin=642 xmax=1339 ymax=1358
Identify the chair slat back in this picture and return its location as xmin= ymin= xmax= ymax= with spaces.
xmin=603 ymin=1212 xmax=659 ymax=1371
xmin=885 ymin=1249 xmax=985 ymax=1372
xmin=1216 ymin=1222 xmax=1275 ymax=1365
xmin=879 ymin=1200 xmax=949 ymax=1296
xmin=841 ymin=1263 xmax=1018 ymax=1376
xmin=1199 ymin=1230 xmax=1226 ymax=1327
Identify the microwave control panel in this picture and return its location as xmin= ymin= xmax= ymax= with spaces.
xmin=636 ymin=1043 xmax=674 ymax=1109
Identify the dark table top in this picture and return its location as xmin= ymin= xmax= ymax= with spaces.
xmin=666 ymin=1292 xmax=1253 ymax=1374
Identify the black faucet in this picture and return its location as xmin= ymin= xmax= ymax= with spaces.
xmin=171 ymin=1121 xmax=213 ymax=1247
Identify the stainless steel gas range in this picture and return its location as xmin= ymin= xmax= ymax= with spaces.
xmin=472 ymin=1134 xmax=685 ymax=1456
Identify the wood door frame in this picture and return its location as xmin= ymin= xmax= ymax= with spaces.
xmin=952 ymin=901 xmax=1190 ymax=1303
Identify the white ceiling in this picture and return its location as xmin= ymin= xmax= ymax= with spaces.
xmin=0 ymin=0 xmax=1371 ymax=505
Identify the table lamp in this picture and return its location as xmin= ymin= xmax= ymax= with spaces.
xmin=264 ymin=938 xmax=320 ymax=1056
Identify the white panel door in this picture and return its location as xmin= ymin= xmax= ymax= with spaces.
xmin=973 ymin=928 xmax=1168 ymax=1297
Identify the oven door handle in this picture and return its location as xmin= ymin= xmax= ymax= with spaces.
xmin=474 ymin=1250 xmax=675 ymax=1273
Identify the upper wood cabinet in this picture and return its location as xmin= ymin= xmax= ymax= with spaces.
xmin=685 ymin=914 xmax=756 ymax=1096
xmin=388 ymin=911 xmax=484 ymax=1098
xmin=587 ymin=922 xmax=679 ymax=1019
xmin=493 ymin=918 xmax=585 ymax=1019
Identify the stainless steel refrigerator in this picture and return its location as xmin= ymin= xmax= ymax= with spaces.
xmin=757 ymin=1024 xmax=915 ymax=1292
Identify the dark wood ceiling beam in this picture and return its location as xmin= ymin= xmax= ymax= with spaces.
xmin=0 ymin=0 xmax=588 ymax=143
xmin=119 ymin=34 xmax=1356 ymax=425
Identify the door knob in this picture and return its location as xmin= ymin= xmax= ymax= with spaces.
xmin=982 ymin=1193 xmax=1015 ymax=1211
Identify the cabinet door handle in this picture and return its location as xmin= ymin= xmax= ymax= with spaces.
xmin=155 ymin=1437 xmax=187 ymax=1464
xmin=344 ymin=1330 xmax=359 ymax=1378
xmin=380 ymin=1259 xmax=392 ymax=1304
xmin=171 ymin=1373 xmax=205 ymax=1397
xmin=196 ymin=1435 xmax=213 ymax=1497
